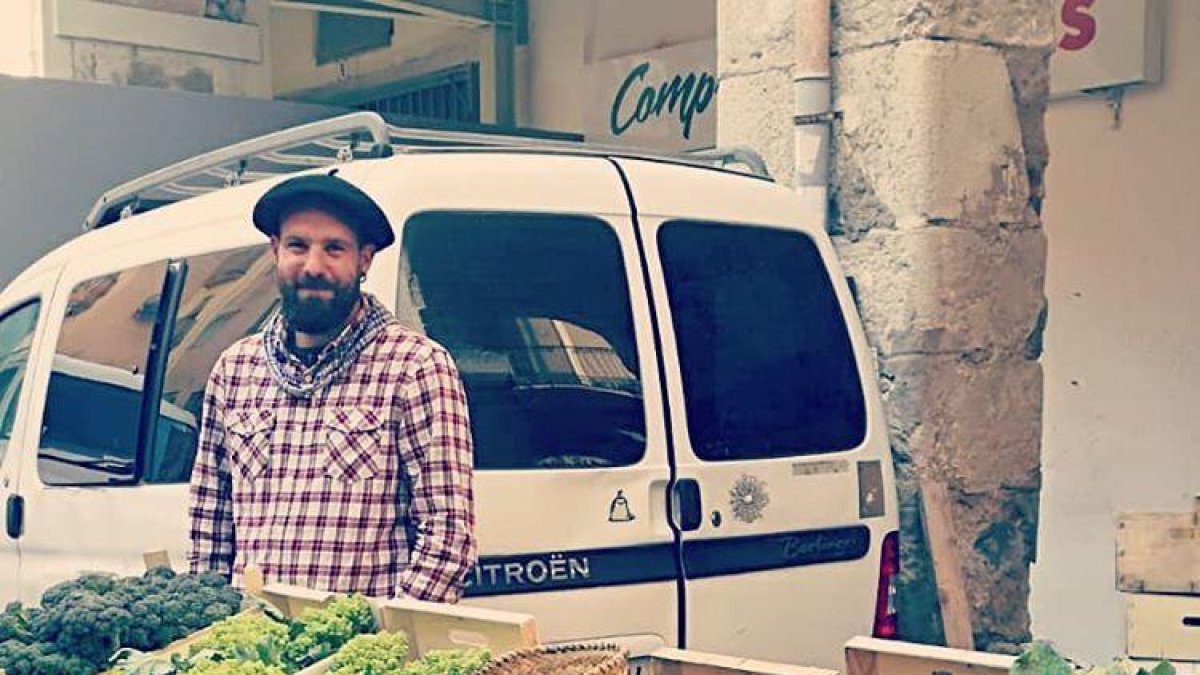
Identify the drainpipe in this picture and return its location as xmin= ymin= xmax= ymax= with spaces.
xmin=793 ymin=0 xmax=832 ymax=192
xmin=491 ymin=0 xmax=516 ymax=127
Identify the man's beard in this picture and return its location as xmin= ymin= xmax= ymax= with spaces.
xmin=279 ymin=275 xmax=361 ymax=335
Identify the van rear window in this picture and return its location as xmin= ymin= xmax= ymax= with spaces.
xmin=400 ymin=212 xmax=645 ymax=470
xmin=658 ymin=221 xmax=866 ymax=461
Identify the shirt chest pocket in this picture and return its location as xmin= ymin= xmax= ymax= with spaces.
xmin=225 ymin=409 xmax=275 ymax=483
xmin=324 ymin=408 xmax=384 ymax=483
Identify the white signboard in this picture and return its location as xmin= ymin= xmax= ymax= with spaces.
xmin=585 ymin=39 xmax=717 ymax=151
xmin=1050 ymin=0 xmax=1164 ymax=97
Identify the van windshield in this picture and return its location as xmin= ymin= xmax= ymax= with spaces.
xmin=399 ymin=211 xmax=646 ymax=470
xmin=658 ymin=221 xmax=866 ymax=460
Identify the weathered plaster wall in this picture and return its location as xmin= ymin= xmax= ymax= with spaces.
xmin=716 ymin=0 xmax=797 ymax=186
xmin=832 ymin=2 xmax=1055 ymax=650
xmin=719 ymin=0 xmax=1055 ymax=649
xmin=42 ymin=0 xmax=270 ymax=97
xmin=1031 ymin=0 xmax=1200 ymax=662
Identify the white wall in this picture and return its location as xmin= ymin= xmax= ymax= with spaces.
xmin=528 ymin=0 xmax=714 ymax=142
xmin=1031 ymin=0 xmax=1200 ymax=662
xmin=0 ymin=0 xmax=41 ymax=77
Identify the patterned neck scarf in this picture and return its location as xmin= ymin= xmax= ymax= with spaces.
xmin=262 ymin=292 xmax=393 ymax=398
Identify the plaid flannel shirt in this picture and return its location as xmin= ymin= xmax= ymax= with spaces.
xmin=187 ymin=304 xmax=476 ymax=602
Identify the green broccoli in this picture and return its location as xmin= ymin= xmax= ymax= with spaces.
xmin=0 ymin=570 xmax=246 ymax=675
xmin=30 ymin=586 xmax=133 ymax=668
xmin=39 ymin=573 xmax=119 ymax=609
xmin=118 ymin=567 xmax=243 ymax=651
xmin=0 ymin=638 xmax=96 ymax=675
xmin=0 ymin=603 xmax=33 ymax=644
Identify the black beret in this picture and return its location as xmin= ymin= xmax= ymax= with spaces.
xmin=252 ymin=172 xmax=395 ymax=251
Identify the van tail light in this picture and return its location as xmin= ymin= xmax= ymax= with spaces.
xmin=873 ymin=530 xmax=900 ymax=639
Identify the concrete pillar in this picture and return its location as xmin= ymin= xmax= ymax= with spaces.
xmin=717 ymin=0 xmax=1055 ymax=650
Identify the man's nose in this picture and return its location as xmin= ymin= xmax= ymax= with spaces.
xmin=300 ymin=249 xmax=331 ymax=276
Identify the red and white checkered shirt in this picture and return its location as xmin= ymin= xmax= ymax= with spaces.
xmin=187 ymin=302 xmax=476 ymax=602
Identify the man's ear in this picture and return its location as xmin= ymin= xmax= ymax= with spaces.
xmin=359 ymin=244 xmax=377 ymax=275
xmin=270 ymin=235 xmax=281 ymax=261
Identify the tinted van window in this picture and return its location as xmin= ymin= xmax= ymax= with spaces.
xmin=148 ymin=246 xmax=277 ymax=484
xmin=401 ymin=212 xmax=644 ymax=470
xmin=0 ymin=302 xmax=40 ymax=464
xmin=40 ymin=247 xmax=278 ymax=486
xmin=40 ymin=264 xmax=167 ymax=485
xmin=658 ymin=221 xmax=866 ymax=460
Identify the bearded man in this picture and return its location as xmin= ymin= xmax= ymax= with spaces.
xmin=187 ymin=172 xmax=476 ymax=602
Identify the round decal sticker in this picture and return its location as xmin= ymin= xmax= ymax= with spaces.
xmin=729 ymin=474 xmax=770 ymax=523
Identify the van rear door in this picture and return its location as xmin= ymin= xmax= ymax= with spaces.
xmin=615 ymin=158 xmax=897 ymax=668
xmin=373 ymin=153 xmax=679 ymax=649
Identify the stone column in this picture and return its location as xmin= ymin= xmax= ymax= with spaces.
xmin=718 ymin=0 xmax=1055 ymax=650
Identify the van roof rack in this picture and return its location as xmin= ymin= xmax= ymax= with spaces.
xmin=83 ymin=111 xmax=771 ymax=231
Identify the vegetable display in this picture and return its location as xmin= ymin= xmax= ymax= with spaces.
xmin=399 ymin=648 xmax=491 ymax=675
xmin=283 ymin=595 xmax=378 ymax=669
xmin=0 ymin=568 xmax=242 ymax=675
xmin=187 ymin=612 xmax=291 ymax=667
xmin=0 ymin=572 xmax=494 ymax=675
xmin=323 ymin=631 xmax=489 ymax=675
xmin=327 ymin=632 xmax=410 ymax=674
xmin=1010 ymin=643 xmax=1175 ymax=675
xmin=115 ymin=594 xmax=395 ymax=675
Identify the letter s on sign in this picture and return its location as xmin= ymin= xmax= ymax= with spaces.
xmin=1060 ymin=0 xmax=1096 ymax=51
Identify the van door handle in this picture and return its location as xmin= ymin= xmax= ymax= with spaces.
xmin=5 ymin=495 xmax=23 ymax=539
xmin=674 ymin=479 xmax=702 ymax=532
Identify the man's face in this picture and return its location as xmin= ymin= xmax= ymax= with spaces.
xmin=272 ymin=208 xmax=376 ymax=335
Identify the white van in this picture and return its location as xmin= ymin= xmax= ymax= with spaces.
xmin=0 ymin=113 xmax=897 ymax=668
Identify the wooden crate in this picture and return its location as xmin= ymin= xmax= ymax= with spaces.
xmin=259 ymin=582 xmax=343 ymax=618
xmin=844 ymin=636 xmax=1015 ymax=675
xmin=1117 ymin=497 xmax=1200 ymax=594
xmin=295 ymin=598 xmax=538 ymax=675
xmin=1126 ymin=593 xmax=1200 ymax=662
xmin=630 ymin=647 xmax=837 ymax=675
xmin=375 ymin=597 xmax=538 ymax=659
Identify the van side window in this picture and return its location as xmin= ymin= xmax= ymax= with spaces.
xmin=40 ymin=263 xmax=168 ymax=485
xmin=400 ymin=212 xmax=646 ymax=470
xmin=0 ymin=302 xmax=41 ymax=465
xmin=658 ymin=221 xmax=866 ymax=460
xmin=147 ymin=246 xmax=277 ymax=484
